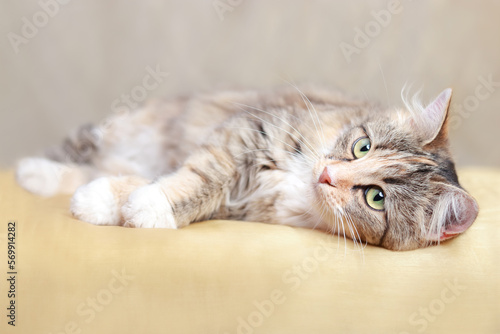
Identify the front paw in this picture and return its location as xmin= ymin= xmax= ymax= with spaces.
xmin=71 ymin=177 xmax=122 ymax=226
xmin=121 ymin=184 xmax=177 ymax=229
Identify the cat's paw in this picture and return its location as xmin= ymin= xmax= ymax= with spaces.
xmin=71 ymin=177 xmax=122 ymax=226
xmin=121 ymin=184 xmax=177 ymax=229
xmin=16 ymin=157 xmax=67 ymax=196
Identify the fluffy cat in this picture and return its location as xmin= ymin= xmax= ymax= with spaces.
xmin=16 ymin=86 xmax=478 ymax=250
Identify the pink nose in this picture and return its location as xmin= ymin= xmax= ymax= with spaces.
xmin=319 ymin=167 xmax=333 ymax=186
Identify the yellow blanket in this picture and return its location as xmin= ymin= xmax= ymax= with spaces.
xmin=1 ymin=169 xmax=499 ymax=334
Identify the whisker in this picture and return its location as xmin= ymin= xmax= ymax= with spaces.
xmin=343 ymin=213 xmax=359 ymax=251
xmin=378 ymin=61 xmax=390 ymax=106
xmin=344 ymin=212 xmax=366 ymax=262
xmin=337 ymin=208 xmax=347 ymax=258
xmin=347 ymin=222 xmax=359 ymax=251
xmin=313 ymin=204 xmax=325 ymax=231
xmin=314 ymin=200 xmax=341 ymax=255
xmin=315 ymin=200 xmax=329 ymax=231
xmin=346 ymin=212 xmax=365 ymax=250
xmin=297 ymin=89 xmax=327 ymax=148
xmin=297 ymin=205 xmax=318 ymax=227
xmin=282 ymin=79 xmax=327 ymax=149
xmin=335 ymin=211 xmax=341 ymax=253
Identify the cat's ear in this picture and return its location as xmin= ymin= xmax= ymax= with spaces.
xmin=410 ymin=88 xmax=452 ymax=146
xmin=427 ymin=185 xmax=478 ymax=242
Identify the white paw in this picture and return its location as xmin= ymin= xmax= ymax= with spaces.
xmin=121 ymin=183 xmax=177 ymax=229
xmin=71 ymin=177 xmax=121 ymax=226
xmin=16 ymin=157 xmax=68 ymax=196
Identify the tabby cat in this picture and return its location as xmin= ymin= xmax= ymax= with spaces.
xmin=16 ymin=86 xmax=478 ymax=250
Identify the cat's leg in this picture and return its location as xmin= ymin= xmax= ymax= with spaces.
xmin=16 ymin=123 xmax=102 ymax=197
xmin=121 ymin=147 xmax=236 ymax=228
xmin=16 ymin=158 xmax=98 ymax=197
xmin=70 ymin=175 xmax=149 ymax=226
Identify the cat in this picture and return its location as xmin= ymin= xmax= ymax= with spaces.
xmin=15 ymin=85 xmax=478 ymax=251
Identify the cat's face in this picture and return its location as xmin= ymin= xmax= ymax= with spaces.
xmin=313 ymin=89 xmax=478 ymax=251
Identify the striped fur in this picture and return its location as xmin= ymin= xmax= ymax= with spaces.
xmin=16 ymin=86 xmax=478 ymax=250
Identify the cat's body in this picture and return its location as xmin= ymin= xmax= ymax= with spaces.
xmin=16 ymin=86 xmax=478 ymax=250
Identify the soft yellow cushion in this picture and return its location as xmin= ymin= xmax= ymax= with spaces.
xmin=1 ymin=169 xmax=499 ymax=334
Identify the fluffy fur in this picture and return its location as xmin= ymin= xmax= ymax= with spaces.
xmin=16 ymin=85 xmax=479 ymax=250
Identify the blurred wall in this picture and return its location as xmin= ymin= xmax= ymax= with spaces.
xmin=0 ymin=0 xmax=499 ymax=168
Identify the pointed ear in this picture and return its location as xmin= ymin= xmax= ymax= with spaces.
xmin=427 ymin=186 xmax=479 ymax=242
xmin=410 ymin=88 xmax=452 ymax=145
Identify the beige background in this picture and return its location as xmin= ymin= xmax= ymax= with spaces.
xmin=0 ymin=0 xmax=499 ymax=168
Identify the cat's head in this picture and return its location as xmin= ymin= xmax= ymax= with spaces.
xmin=314 ymin=89 xmax=478 ymax=251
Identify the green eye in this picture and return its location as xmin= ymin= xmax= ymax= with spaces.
xmin=365 ymin=186 xmax=385 ymax=211
xmin=352 ymin=137 xmax=371 ymax=159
